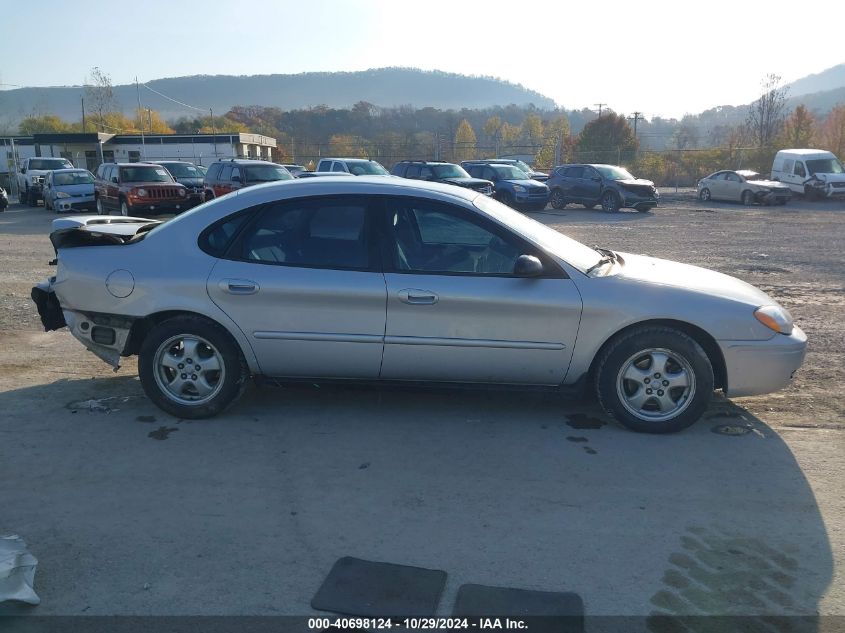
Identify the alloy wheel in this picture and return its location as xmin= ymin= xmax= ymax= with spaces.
xmin=615 ymin=347 xmax=696 ymax=422
xmin=153 ymin=334 xmax=226 ymax=406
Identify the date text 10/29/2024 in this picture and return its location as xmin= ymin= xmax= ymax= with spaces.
xmin=308 ymin=617 xmax=532 ymax=629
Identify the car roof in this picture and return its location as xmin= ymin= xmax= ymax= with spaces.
xmin=320 ymin=157 xmax=379 ymax=163
xmin=50 ymin=168 xmax=90 ymax=173
xmin=777 ymin=149 xmax=835 ymax=156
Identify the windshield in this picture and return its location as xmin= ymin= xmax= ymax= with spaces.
xmin=54 ymin=171 xmax=94 ymax=185
xmin=595 ymin=165 xmax=635 ymax=181
xmin=432 ymin=164 xmax=470 ymax=179
xmin=347 ymin=161 xmax=389 ymax=175
xmin=120 ymin=166 xmax=173 ymax=183
xmin=806 ymin=158 xmax=844 ymax=175
xmin=514 ymin=160 xmax=533 ymax=174
xmin=742 ymin=171 xmax=765 ymax=181
xmin=474 ymin=195 xmax=602 ymax=273
xmin=29 ymin=158 xmax=72 ymax=170
xmin=162 ymin=163 xmax=201 ymax=178
xmin=244 ymin=165 xmax=293 ymax=183
xmin=492 ymin=165 xmax=530 ymax=180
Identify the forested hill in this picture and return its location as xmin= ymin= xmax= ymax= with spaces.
xmin=0 ymin=68 xmax=557 ymax=124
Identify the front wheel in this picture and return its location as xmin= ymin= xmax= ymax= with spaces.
xmin=595 ymin=326 xmax=714 ymax=433
xmin=138 ymin=316 xmax=248 ymax=419
xmin=96 ymin=198 xmax=106 ymax=215
xmin=119 ymin=200 xmax=130 ymax=216
xmin=741 ymin=190 xmax=755 ymax=206
xmin=699 ymin=188 xmax=711 ymax=202
xmin=601 ymin=191 xmax=620 ymax=213
xmin=550 ymin=189 xmax=567 ymax=210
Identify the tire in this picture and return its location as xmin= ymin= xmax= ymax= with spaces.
xmin=601 ymin=191 xmax=620 ymax=213
xmin=119 ymin=200 xmax=130 ymax=216
xmin=741 ymin=190 xmax=755 ymax=206
xmin=96 ymin=197 xmax=106 ymax=215
xmin=584 ymin=204 xmax=596 ymax=209
xmin=138 ymin=316 xmax=248 ymax=419
xmin=804 ymin=185 xmax=821 ymax=201
xmin=550 ymin=189 xmax=567 ymax=210
xmin=595 ymin=326 xmax=714 ymax=434
xmin=635 ymin=205 xmax=653 ymax=213
xmin=699 ymin=188 xmax=711 ymax=202
xmin=497 ymin=191 xmax=516 ymax=208
xmin=203 ymin=190 xmax=214 ymax=202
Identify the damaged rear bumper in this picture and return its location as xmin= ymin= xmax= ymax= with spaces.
xmin=31 ymin=281 xmax=133 ymax=369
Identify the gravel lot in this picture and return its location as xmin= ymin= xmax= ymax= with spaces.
xmin=0 ymin=192 xmax=843 ymax=624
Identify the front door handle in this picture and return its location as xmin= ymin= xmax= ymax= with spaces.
xmin=220 ymin=279 xmax=259 ymax=295
xmin=398 ymin=288 xmax=438 ymax=305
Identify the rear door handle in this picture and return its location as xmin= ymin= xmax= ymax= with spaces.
xmin=398 ymin=288 xmax=438 ymax=305
xmin=220 ymin=279 xmax=259 ymax=295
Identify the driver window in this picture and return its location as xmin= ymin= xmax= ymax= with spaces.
xmin=794 ymin=162 xmax=806 ymax=178
xmin=725 ymin=173 xmax=740 ymax=182
xmin=387 ymin=199 xmax=523 ymax=275
xmin=567 ymin=166 xmax=584 ymax=179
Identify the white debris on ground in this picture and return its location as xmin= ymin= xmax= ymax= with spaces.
xmin=0 ymin=535 xmax=40 ymax=605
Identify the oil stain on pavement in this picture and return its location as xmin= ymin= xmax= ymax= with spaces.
xmin=148 ymin=426 xmax=179 ymax=440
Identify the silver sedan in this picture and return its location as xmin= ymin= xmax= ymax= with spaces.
xmin=32 ymin=178 xmax=806 ymax=433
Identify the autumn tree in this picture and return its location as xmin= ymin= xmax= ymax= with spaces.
xmin=134 ymin=109 xmax=174 ymax=134
xmin=745 ymin=74 xmax=789 ymax=148
xmin=328 ymin=134 xmax=368 ymax=158
xmin=84 ymin=67 xmax=119 ymax=132
xmin=453 ymin=119 xmax=477 ymax=162
xmin=779 ymin=105 xmax=816 ymax=148
xmin=534 ymin=115 xmax=570 ymax=168
xmin=575 ymin=113 xmax=638 ymax=163
xmin=820 ymin=106 xmax=845 ymax=157
xmin=18 ymin=115 xmax=75 ymax=134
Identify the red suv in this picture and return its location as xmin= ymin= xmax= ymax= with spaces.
xmin=94 ymin=163 xmax=189 ymax=216
xmin=202 ymin=159 xmax=293 ymax=200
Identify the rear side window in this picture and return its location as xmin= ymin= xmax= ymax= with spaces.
xmin=782 ymin=160 xmax=794 ymax=175
xmin=200 ymin=211 xmax=253 ymax=257
xmin=220 ymin=165 xmax=233 ymax=181
xmin=235 ymin=198 xmax=369 ymax=269
xmin=567 ymin=166 xmax=584 ymax=178
xmin=406 ymin=165 xmax=421 ymax=178
xmin=206 ymin=163 xmax=223 ymax=181
xmin=331 ymin=162 xmax=346 ymax=173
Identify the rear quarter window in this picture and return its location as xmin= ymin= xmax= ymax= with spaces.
xmin=199 ymin=211 xmax=254 ymax=257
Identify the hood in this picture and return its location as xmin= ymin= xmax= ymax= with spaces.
xmin=129 ymin=180 xmax=185 ymax=188
xmin=504 ymin=179 xmax=548 ymax=188
xmin=810 ymin=172 xmax=845 ymax=182
xmin=746 ymin=179 xmax=789 ymax=188
xmin=174 ymin=176 xmax=204 ymax=187
xmin=617 ymin=178 xmax=655 ymax=187
xmin=441 ymin=177 xmax=491 ymax=187
xmin=53 ymin=183 xmax=95 ymax=195
xmin=616 ymin=253 xmax=774 ymax=307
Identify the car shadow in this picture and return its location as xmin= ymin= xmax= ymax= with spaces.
xmin=0 ymin=377 xmax=834 ymax=626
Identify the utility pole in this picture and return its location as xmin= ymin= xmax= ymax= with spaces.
xmin=594 ymin=103 xmax=607 ymax=118
xmin=628 ymin=112 xmax=644 ymax=138
xmin=210 ymin=108 xmax=217 ymax=157
xmin=135 ymin=77 xmax=145 ymax=159
xmin=81 ymin=97 xmax=86 ymax=133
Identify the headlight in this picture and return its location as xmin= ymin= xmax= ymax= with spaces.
xmin=135 ymin=188 xmax=147 ymax=197
xmin=754 ymin=305 xmax=793 ymax=334
xmin=513 ymin=185 xmax=526 ymax=193
xmin=55 ymin=192 xmax=71 ymax=199
xmin=179 ymin=188 xmax=187 ymax=197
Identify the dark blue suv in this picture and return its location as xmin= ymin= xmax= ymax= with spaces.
xmin=462 ymin=162 xmax=550 ymax=212
xmin=546 ymin=163 xmax=658 ymax=212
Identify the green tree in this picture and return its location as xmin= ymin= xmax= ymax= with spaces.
xmin=454 ymin=119 xmax=477 ymax=162
xmin=535 ymin=115 xmax=570 ymax=168
xmin=575 ymin=113 xmax=638 ymax=163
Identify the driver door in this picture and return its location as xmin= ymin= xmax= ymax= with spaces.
xmin=378 ymin=197 xmax=582 ymax=384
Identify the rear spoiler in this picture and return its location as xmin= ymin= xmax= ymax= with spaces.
xmin=49 ymin=216 xmax=162 ymax=252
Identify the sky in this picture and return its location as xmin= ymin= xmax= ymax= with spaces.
xmin=1 ymin=0 xmax=844 ymax=120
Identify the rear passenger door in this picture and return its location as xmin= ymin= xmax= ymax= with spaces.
xmin=206 ymin=195 xmax=386 ymax=379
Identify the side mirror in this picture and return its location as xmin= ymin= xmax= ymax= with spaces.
xmin=20 ymin=168 xmax=26 ymax=174
xmin=592 ymin=176 xmax=602 ymax=182
xmin=514 ymin=254 xmax=543 ymax=277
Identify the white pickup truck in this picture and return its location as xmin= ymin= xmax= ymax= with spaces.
xmin=16 ymin=157 xmax=74 ymax=206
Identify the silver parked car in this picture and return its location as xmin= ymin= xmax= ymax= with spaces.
xmin=697 ymin=170 xmax=792 ymax=205
xmin=42 ymin=169 xmax=97 ymax=213
xmin=32 ymin=178 xmax=806 ymax=433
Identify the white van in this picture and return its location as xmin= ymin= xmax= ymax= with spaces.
xmin=771 ymin=149 xmax=845 ymax=199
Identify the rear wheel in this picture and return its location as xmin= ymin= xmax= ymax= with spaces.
xmin=595 ymin=326 xmax=713 ymax=433
xmin=601 ymin=191 xmax=620 ymax=213
xmin=138 ymin=316 xmax=248 ymax=419
xmin=95 ymin=197 xmax=107 ymax=215
xmin=119 ymin=200 xmax=130 ymax=216
xmin=550 ymin=189 xmax=567 ymax=210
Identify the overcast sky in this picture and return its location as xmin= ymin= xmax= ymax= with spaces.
xmin=1 ymin=0 xmax=843 ymax=120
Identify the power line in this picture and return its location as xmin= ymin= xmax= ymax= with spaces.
xmin=141 ymin=83 xmax=206 ymax=113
